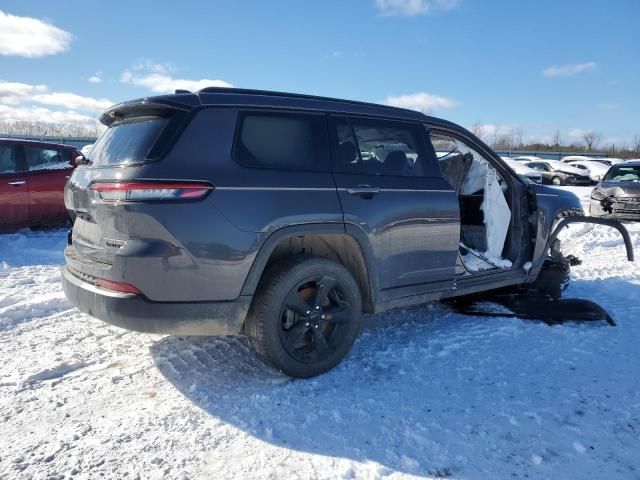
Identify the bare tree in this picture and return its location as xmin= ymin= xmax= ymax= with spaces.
xmin=0 ymin=120 xmax=102 ymax=138
xmin=513 ymin=127 xmax=523 ymax=149
xmin=583 ymin=131 xmax=602 ymax=152
xmin=471 ymin=122 xmax=487 ymax=140
xmin=552 ymin=130 xmax=561 ymax=148
xmin=632 ymin=134 xmax=640 ymax=158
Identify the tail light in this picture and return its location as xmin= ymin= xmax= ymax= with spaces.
xmin=91 ymin=181 xmax=213 ymax=202
xmin=95 ymin=278 xmax=141 ymax=294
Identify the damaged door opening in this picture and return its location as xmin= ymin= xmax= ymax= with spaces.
xmin=430 ymin=132 xmax=513 ymax=272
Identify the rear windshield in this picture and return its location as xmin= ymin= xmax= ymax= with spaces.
xmin=604 ymin=165 xmax=640 ymax=183
xmin=89 ymin=117 xmax=168 ymax=166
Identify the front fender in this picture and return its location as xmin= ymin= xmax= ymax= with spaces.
xmin=530 ymin=185 xmax=583 ymax=263
xmin=547 ymin=216 xmax=634 ymax=262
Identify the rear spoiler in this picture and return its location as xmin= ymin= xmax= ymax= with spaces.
xmin=99 ymin=94 xmax=201 ymax=126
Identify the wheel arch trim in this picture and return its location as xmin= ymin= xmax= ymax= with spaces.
xmin=240 ymin=223 xmax=380 ymax=309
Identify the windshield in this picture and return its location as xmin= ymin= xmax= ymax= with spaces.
xmin=88 ymin=116 xmax=168 ymax=166
xmin=603 ymin=165 xmax=640 ymax=183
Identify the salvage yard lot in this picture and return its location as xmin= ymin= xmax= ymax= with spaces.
xmin=1 ymin=187 xmax=639 ymax=479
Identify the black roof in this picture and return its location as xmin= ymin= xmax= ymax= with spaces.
xmin=101 ymin=87 xmax=457 ymax=128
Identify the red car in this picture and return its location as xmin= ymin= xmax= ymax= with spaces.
xmin=0 ymin=138 xmax=80 ymax=231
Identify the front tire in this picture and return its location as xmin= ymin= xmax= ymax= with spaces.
xmin=552 ymin=176 xmax=562 ymax=186
xmin=245 ymin=256 xmax=362 ymax=378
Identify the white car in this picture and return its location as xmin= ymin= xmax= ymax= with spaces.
xmin=567 ymin=160 xmax=610 ymax=183
xmin=501 ymin=157 xmax=542 ymax=183
xmin=512 ymin=155 xmax=545 ymax=163
xmin=561 ymin=155 xmax=594 ymax=163
xmin=599 ymin=157 xmax=624 ymax=165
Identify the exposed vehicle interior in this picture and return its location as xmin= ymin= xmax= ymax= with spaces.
xmin=430 ymin=132 xmax=514 ymax=272
xmin=604 ymin=165 xmax=640 ymax=182
xmin=334 ymin=119 xmax=427 ymax=177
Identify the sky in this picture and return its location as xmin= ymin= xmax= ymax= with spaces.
xmin=0 ymin=0 xmax=638 ymax=146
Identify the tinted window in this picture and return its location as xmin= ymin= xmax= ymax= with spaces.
xmin=25 ymin=146 xmax=69 ymax=171
xmin=89 ymin=117 xmax=168 ymax=166
xmin=235 ymin=111 xmax=329 ymax=171
xmin=340 ymin=118 xmax=428 ymax=177
xmin=0 ymin=144 xmax=18 ymax=173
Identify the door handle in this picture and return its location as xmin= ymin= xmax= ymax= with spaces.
xmin=346 ymin=185 xmax=380 ymax=198
xmin=7 ymin=180 xmax=26 ymax=186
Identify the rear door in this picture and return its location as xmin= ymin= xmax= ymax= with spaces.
xmin=0 ymin=143 xmax=28 ymax=229
xmin=329 ymin=115 xmax=460 ymax=293
xmin=23 ymin=144 xmax=74 ymax=225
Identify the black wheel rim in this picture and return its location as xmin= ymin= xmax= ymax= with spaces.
xmin=278 ymin=274 xmax=353 ymax=364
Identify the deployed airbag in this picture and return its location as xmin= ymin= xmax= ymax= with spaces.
xmin=482 ymin=167 xmax=511 ymax=259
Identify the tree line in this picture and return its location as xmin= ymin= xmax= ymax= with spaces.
xmin=0 ymin=120 xmax=104 ymax=139
xmin=471 ymin=123 xmax=640 ymax=159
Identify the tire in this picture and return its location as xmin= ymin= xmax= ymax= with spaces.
xmin=552 ymin=176 xmax=562 ymax=186
xmin=531 ymin=259 xmax=570 ymax=300
xmin=245 ymin=256 xmax=362 ymax=378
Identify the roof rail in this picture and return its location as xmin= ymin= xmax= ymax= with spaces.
xmin=197 ymin=87 xmax=420 ymax=116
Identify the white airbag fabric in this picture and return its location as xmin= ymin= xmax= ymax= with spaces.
xmin=482 ymin=167 xmax=511 ymax=259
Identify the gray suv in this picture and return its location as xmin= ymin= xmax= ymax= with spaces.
xmin=62 ymin=88 xmax=633 ymax=377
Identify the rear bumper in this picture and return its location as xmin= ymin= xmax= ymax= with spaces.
xmin=62 ymin=266 xmax=250 ymax=335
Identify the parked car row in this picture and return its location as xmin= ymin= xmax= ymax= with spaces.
xmin=508 ymin=155 xmax=629 ymax=186
xmin=0 ymin=138 xmax=81 ymax=230
xmin=514 ymin=157 xmax=592 ymax=186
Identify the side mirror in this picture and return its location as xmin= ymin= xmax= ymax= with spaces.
xmin=74 ymin=155 xmax=87 ymax=166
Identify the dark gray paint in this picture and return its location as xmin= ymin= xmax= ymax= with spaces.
xmin=63 ymin=89 xmax=632 ymax=335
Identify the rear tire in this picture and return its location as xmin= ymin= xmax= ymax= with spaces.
xmin=245 ymin=256 xmax=362 ymax=378
xmin=552 ymin=176 xmax=562 ymax=186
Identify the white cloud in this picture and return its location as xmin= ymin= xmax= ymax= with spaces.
xmin=374 ymin=0 xmax=459 ymax=16
xmin=0 ymin=10 xmax=72 ymax=58
xmin=121 ymin=60 xmax=232 ymax=93
xmin=385 ymin=92 xmax=457 ymax=113
xmin=32 ymin=92 xmax=113 ymax=111
xmin=0 ymin=104 xmax=98 ymax=125
xmin=568 ymin=128 xmax=591 ymax=139
xmin=0 ymin=80 xmax=113 ymax=112
xmin=0 ymin=81 xmax=48 ymax=104
xmin=88 ymin=74 xmax=103 ymax=84
xmin=0 ymin=80 xmax=112 ymax=131
xmin=543 ymin=62 xmax=596 ymax=78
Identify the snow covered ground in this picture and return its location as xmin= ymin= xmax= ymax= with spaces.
xmin=1 ymin=187 xmax=640 ymax=479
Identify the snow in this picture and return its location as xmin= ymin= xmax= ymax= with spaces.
xmin=1 ymin=187 xmax=640 ymax=479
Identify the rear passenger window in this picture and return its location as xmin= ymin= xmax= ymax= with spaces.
xmin=0 ymin=144 xmax=18 ymax=173
xmin=234 ymin=111 xmax=329 ymax=171
xmin=24 ymin=146 xmax=69 ymax=171
xmin=333 ymin=117 xmax=430 ymax=177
